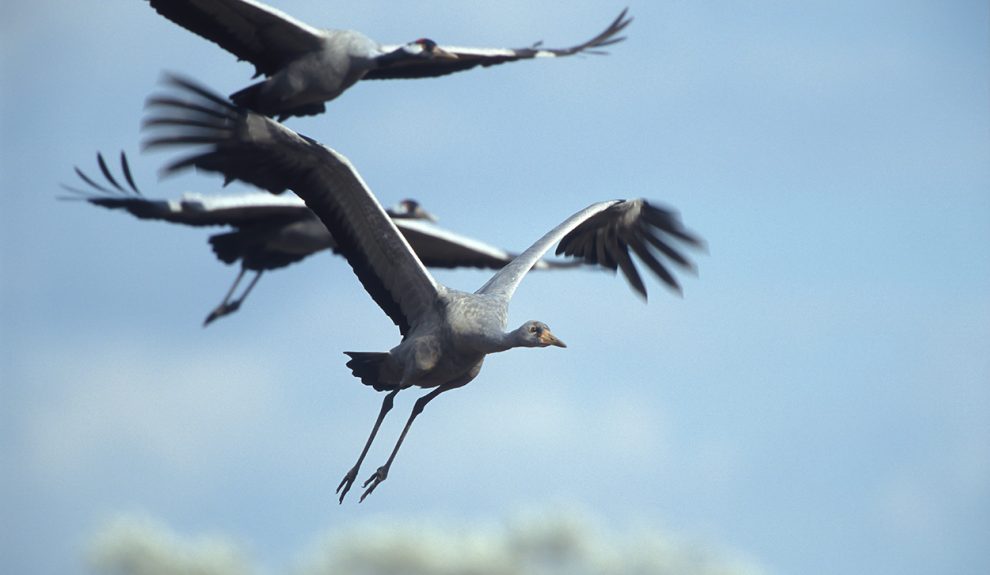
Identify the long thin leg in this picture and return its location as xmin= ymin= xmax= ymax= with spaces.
xmin=203 ymin=269 xmax=262 ymax=326
xmin=337 ymin=388 xmax=399 ymax=503
xmin=204 ymin=268 xmax=246 ymax=326
xmin=230 ymin=269 xmax=263 ymax=310
xmin=359 ymin=382 xmax=460 ymax=502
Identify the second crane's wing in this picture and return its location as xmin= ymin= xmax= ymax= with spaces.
xmin=395 ymin=219 xmax=519 ymax=269
xmin=144 ymin=75 xmax=441 ymax=337
xmin=395 ymin=219 xmax=584 ymax=271
xmin=61 ymin=151 xmax=312 ymax=227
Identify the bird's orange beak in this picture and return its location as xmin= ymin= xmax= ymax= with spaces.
xmin=431 ymin=46 xmax=459 ymax=60
xmin=540 ymin=331 xmax=567 ymax=348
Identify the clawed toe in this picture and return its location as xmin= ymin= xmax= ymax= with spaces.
xmin=359 ymin=466 xmax=388 ymax=502
xmin=203 ymin=302 xmax=241 ymax=326
xmin=336 ymin=467 xmax=359 ymax=503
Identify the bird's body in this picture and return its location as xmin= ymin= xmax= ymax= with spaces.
xmin=230 ymin=28 xmax=384 ymax=117
xmin=145 ymin=0 xmax=631 ymax=118
xmin=62 ymin=152 xmax=578 ymax=324
xmin=353 ymin=289 xmax=512 ymax=392
xmin=144 ymin=76 xmax=702 ymax=501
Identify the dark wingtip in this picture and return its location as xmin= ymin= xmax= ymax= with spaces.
xmin=542 ymin=6 xmax=634 ymax=58
xmin=55 ymin=186 xmax=93 ymax=201
xmin=96 ymin=152 xmax=125 ymax=193
xmin=554 ymin=197 xmax=704 ymax=300
xmin=73 ymin=163 xmax=116 ymax=195
xmin=58 ymin=150 xmax=147 ymax=203
xmin=119 ymin=151 xmax=142 ymax=196
xmin=159 ymin=71 xmax=238 ymax=110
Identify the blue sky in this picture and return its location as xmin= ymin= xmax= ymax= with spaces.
xmin=2 ymin=1 xmax=988 ymax=574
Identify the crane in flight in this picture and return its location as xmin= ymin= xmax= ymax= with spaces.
xmin=143 ymin=75 xmax=703 ymax=502
xmin=144 ymin=0 xmax=631 ymax=118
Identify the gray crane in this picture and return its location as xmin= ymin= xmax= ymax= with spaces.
xmin=144 ymin=76 xmax=703 ymax=502
xmin=61 ymin=152 xmax=579 ymax=325
xmin=145 ymin=0 xmax=631 ymax=118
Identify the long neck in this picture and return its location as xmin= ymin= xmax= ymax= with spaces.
xmin=486 ymin=328 xmax=528 ymax=354
xmin=460 ymin=327 xmax=524 ymax=356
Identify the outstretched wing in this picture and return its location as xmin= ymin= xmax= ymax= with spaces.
xmin=478 ymin=199 xmax=703 ymax=302
xmin=60 ymin=151 xmax=313 ymax=228
xmin=365 ymin=8 xmax=631 ymax=80
xmin=556 ymin=199 xmax=704 ymax=298
xmin=146 ymin=0 xmax=326 ymax=77
xmin=394 ymin=219 xmax=580 ymax=271
xmin=62 ymin=152 xmax=577 ymax=274
xmin=143 ymin=74 xmax=441 ymax=337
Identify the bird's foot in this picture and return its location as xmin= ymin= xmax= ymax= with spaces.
xmin=336 ymin=466 xmax=360 ymax=503
xmin=359 ymin=465 xmax=388 ymax=502
xmin=203 ymin=302 xmax=241 ymax=326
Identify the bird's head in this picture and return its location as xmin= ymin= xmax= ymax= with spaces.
xmin=515 ymin=320 xmax=567 ymax=349
xmin=390 ymin=198 xmax=438 ymax=222
xmin=405 ymin=38 xmax=459 ymax=60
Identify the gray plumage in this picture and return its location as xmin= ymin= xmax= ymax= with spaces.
xmin=61 ymin=151 xmax=578 ymax=325
xmin=143 ymin=76 xmax=703 ymax=502
xmin=145 ymin=0 xmax=631 ymax=118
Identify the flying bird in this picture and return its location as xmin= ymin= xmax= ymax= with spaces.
xmin=61 ymin=151 xmax=579 ymax=325
xmin=143 ymin=76 xmax=703 ymax=502
xmin=144 ymin=0 xmax=632 ymax=118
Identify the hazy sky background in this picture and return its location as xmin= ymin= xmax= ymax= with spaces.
xmin=2 ymin=1 xmax=988 ymax=574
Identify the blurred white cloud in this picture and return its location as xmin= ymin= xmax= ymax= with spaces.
xmin=89 ymin=516 xmax=254 ymax=575
xmin=88 ymin=510 xmax=766 ymax=575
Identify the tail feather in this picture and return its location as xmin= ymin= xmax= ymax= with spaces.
xmin=344 ymin=352 xmax=392 ymax=391
xmin=208 ymin=231 xmax=247 ymax=265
